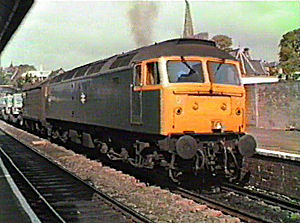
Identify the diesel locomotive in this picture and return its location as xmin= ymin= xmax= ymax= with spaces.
xmin=3 ymin=38 xmax=257 ymax=182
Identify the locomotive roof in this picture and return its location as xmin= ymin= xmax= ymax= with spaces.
xmin=130 ymin=38 xmax=236 ymax=62
xmin=50 ymin=38 xmax=237 ymax=83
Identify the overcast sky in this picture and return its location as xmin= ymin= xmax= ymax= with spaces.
xmin=1 ymin=0 xmax=299 ymax=71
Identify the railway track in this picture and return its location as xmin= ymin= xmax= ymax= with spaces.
xmin=222 ymin=182 xmax=300 ymax=214
xmin=1 ymin=122 xmax=300 ymax=223
xmin=0 ymin=131 xmax=154 ymax=223
xmin=172 ymin=187 xmax=264 ymax=223
xmin=172 ymin=183 xmax=300 ymax=223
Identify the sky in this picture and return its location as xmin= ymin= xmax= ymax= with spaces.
xmin=0 ymin=0 xmax=299 ymax=71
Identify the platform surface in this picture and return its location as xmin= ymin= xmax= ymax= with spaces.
xmin=247 ymin=126 xmax=300 ymax=160
xmin=0 ymin=157 xmax=38 ymax=223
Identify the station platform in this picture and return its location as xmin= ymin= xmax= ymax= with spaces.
xmin=247 ymin=126 xmax=300 ymax=161
xmin=0 ymin=157 xmax=40 ymax=223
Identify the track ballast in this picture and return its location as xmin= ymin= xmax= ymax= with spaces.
xmin=0 ymin=130 xmax=153 ymax=223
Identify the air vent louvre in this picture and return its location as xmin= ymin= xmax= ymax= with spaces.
xmin=110 ymin=53 xmax=137 ymax=69
xmin=87 ymin=61 xmax=107 ymax=76
xmin=176 ymin=39 xmax=216 ymax=47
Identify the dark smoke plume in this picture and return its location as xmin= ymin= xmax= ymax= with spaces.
xmin=128 ymin=1 xmax=158 ymax=46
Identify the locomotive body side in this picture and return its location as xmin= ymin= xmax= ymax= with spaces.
xmin=46 ymin=68 xmax=161 ymax=135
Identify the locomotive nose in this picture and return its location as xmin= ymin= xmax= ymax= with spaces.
xmin=237 ymin=134 xmax=257 ymax=158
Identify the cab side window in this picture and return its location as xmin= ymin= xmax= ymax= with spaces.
xmin=134 ymin=65 xmax=142 ymax=86
xmin=146 ymin=62 xmax=160 ymax=85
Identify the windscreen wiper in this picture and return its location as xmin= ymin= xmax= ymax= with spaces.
xmin=213 ymin=59 xmax=226 ymax=76
xmin=180 ymin=56 xmax=196 ymax=75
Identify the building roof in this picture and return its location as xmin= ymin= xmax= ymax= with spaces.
xmin=249 ymin=59 xmax=268 ymax=75
xmin=0 ymin=0 xmax=34 ymax=53
xmin=230 ymin=48 xmax=269 ymax=76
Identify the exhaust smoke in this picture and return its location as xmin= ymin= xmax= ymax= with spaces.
xmin=128 ymin=1 xmax=158 ymax=46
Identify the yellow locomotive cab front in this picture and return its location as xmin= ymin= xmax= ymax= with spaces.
xmin=160 ymin=56 xmax=245 ymax=136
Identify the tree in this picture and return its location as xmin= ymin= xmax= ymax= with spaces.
xmin=10 ymin=64 xmax=37 ymax=88
xmin=16 ymin=73 xmax=40 ymax=89
xmin=0 ymin=70 xmax=9 ymax=85
xmin=279 ymin=28 xmax=300 ymax=76
xmin=211 ymin=35 xmax=233 ymax=52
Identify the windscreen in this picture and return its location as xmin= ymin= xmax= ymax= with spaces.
xmin=167 ymin=61 xmax=204 ymax=83
xmin=208 ymin=62 xmax=241 ymax=86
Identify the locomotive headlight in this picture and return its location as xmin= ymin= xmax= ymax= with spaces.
xmin=212 ymin=121 xmax=223 ymax=130
xmin=215 ymin=122 xmax=222 ymax=129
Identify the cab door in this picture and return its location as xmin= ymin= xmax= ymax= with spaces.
xmin=130 ymin=64 xmax=143 ymax=125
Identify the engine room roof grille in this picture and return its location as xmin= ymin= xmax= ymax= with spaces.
xmin=53 ymin=73 xmax=65 ymax=82
xmin=73 ymin=66 xmax=89 ymax=78
xmin=175 ymin=38 xmax=216 ymax=47
xmin=110 ymin=53 xmax=137 ymax=69
xmin=86 ymin=61 xmax=106 ymax=76
xmin=61 ymin=70 xmax=76 ymax=81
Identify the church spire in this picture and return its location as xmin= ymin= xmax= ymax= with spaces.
xmin=183 ymin=0 xmax=194 ymax=38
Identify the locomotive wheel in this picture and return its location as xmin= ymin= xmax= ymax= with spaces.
xmin=169 ymin=168 xmax=182 ymax=183
xmin=60 ymin=130 xmax=69 ymax=143
xmin=168 ymin=153 xmax=182 ymax=183
xmin=194 ymin=149 xmax=205 ymax=175
xmin=225 ymin=149 xmax=241 ymax=182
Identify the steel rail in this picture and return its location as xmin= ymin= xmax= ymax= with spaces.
xmin=0 ymin=146 xmax=66 ymax=223
xmin=0 ymin=130 xmax=154 ymax=223
xmin=222 ymin=183 xmax=300 ymax=213
xmin=173 ymin=187 xmax=273 ymax=223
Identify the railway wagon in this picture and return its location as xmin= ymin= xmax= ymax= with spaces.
xmin=0 ymin=86 xmax=22 ymax=123
xmin=10 ymin=93 xmax=23 ymax=123
xmin=23 ymin=38 xmax=256 ymax=182
xmin=0 ymin=93 xmax=23 ymax=123
xmin=2 ymin=94 xmax=13 ymax=121
xmin=22 ymin=81 xmax=49 ymax=132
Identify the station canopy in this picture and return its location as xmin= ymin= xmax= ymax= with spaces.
xmin=0 ymin=0 xmax=34 ymax=53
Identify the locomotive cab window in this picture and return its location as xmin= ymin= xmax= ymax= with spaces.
xmin=208 ymin=62 xmax=241 ymax=86
xmin=167 ymin=60 xmax=204 ymax=83
xmin=146 ymin=62 xmax=160 ymax=85
xmin=134 ymin=64 xmax=142 ymax=86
